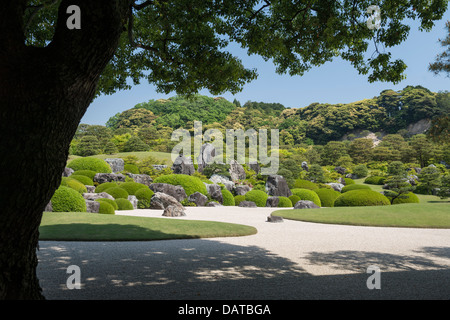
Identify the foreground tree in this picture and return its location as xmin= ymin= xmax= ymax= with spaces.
xmin=0 ymin=0 xmax=447 ymax=299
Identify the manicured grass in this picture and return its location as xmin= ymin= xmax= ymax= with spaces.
xmin=273 ymin=203 xmax=450 ymax=228
xmin=39 ymin=212 xmax=257 ymax=241
xmin=68 ymin=151 xmax=173 ymax=164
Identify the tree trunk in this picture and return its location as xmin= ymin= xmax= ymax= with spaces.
xmin=0 ymin=0 xmax=129 ymax=299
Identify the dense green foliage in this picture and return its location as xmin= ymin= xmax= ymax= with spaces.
xmin=51 ymin=186 xmax=87 ymax=212
xmin=69 ymin=174 xmax=94 ymax=186
xmin=288 ymin=195 xmax=301 ymax=206
xmin=67 ymin=157 xmax=112 ymax=173
xmin=314 ymin=188 xmax=341 ymax=207
xmin=293 ymin=179 xmax=319 ymax=190
xmin=115 ymin=198 xmax=135 ymax=210
xmin=153 ymin=174 xmax=207 ymax=196
xmin=95 ymin=182 xmax=119 ymax=193
xmin=244 ymin=190 xmax=269 ymax=207
xmin=221 ymin=188 xmax=235 ymax=206
xmin=389 ymin=192 xmax=420 ymax=204
xmin=334 ymin=190 xmax=391 ymax=207
xmin=135 ymin=187 xmax=155 ymax=209
xmin=290 ymin=188 xmax=322 ymax=207
xmin=95 ymin=198 xmax=119 ymax=210
xmin=97 ymin=201 xmax=116 ymax=215
xmin=342 ymin=184 xmax=372 ymax=193
xmin=364 ymin=176 xmax=386 ymax=185
xmin=234 ymin=195 xmax=246 ymax=206
xmin=277 ymin=196 xmax=293 ymax=208
xmin=105 ymin=187 xmax=129 ymax=199
xmin=60 ymin=177 xmax=87 ymax=194
xmin=118 ymin=182 xmax=148 ymax=195
xmin=72 ymin=170 xmax=97 ymax=180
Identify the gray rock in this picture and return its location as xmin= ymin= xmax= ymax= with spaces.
xmin=171 ymin=155 xmax=195 ymax=175
xmin=210 ymin=174 xmax=231 ymax=184
xmin=266 ymin=196 xmax=280 ymax=208
xmin=128 ymin=195 xmax=138 ymax=210
xmin=234 ymin=185 xmax=251 ymax=196
xmin=346 ymin=173 xmax=358 ymax=180
xmin=238 ymin=201 xmax=257 ymax=208
xmin=150 ymin=192 xmax=185 ymax=211
xmin=197 ymin=143 xmax=216 ymax=173
xmin=334 ymin=166 xmax=347 ymax=175
xmin=149 ymin=183 xmax=187 ymax=202
xmin=413 ymin=167 xmax=422 ymax=174
xmin=265 ymin=174 xmax=292 ymax=197
xmin=62 ymin=167 xmax=74 ymax=177
xmin=248 ymin=161 xmax=260 ymax=174
xmin=126 ymin=173 xmax=153 ymax=186
xmin=152 ymin=165 xmax=168 ymax=170
xmin=337 ymin=177 xmax=346 ymax=186
xmin=93 ymin=173 xmax=126 ymax=184
xmin=267 ymin=215 xmax=284 ymax=223
xmin=105 ymin=158 xmax=125 ymax=173
xmin=223 ymin=181 xmax=235 ymax=193
xmin=85 ymin=200 xmax=100 ymax=213
xmin=206 ymin=201 xmax=223 ymax=207
xmin=326 ymin=183 xmax=345 ymax=192
xmin=162 ymin=205 xmax=186 ymax=217
xmin=44 ymin=201 xmax=52 ymax=212
xmin=82 ymin=192 xmax=115 ymax=201
xmin=229 ymin=159 xmax=246 ymax=181
xmin=294 ymin=200 xmax=320 ymax=209
xmin=301 ymin=161 xmax=309 ymax=171
xmin=85 ymin=185 xmax=96 ymax=193
xmin=188 ymin=192 xmax=208 ymax=207
xmin=206 ymin=184 xmax=223 ymax=204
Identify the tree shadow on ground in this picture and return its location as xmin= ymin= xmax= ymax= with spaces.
xmin=37 ymin=239 xmax=450 ymax=300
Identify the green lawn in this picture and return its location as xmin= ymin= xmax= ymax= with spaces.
xmin=39 ymin=212 xmax=257 ymax=241
xmin=68 ymin=151 xmax=173 ymax=165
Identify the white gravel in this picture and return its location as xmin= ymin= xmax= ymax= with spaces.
xmin=37 ymin=206 xmax=450 ymax=300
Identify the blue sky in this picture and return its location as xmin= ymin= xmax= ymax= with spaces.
xmin=82 ymin=9 xmax=450 ymax=126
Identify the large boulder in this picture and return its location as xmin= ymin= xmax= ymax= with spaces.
xmin=150 ymin=192 xmax=185 ymax=211
xmin=172 ymin=155 xmax=195 ymax=175
xmin=82 ymin=192 xmax=115 ymax=201
xmin=229 ymin=160 xmax=246 ymax=181
xmin=265 ymin=174 xmax=292 ymax=197
xmin=301 ymin=161 xmax=309 ymax=171
xmin=149 ymin=183 xmax=187 ymax=202
xmin=62 ymin=167 xmax=74 ymax=177
xmin=238 ymin=201 xmax=257 ymax=208
xmin=294 ymin=200 xmax=320 ymax=209
xmin=266 ymin=196 xmax=280 ymax=208
xmin=162 ymin=205 xmax=186 ymax=217
xmin=206 ymin=184 xmax=223 ymax=204
xmin=206 ymin=201 xmax=223 ymax=207
xmin=128 ymin=195 xmax=138 ymax=210
xmin=266 ymin=214 xmax=284 ymax=223
xmin=197 ymin=143 xmax=216 ymax=173
xmin=188 ymin=192 xmax=208 ymax=207
xmin=334 ymin=166 xmax=347 ymax=175
xmin=248 ymin=161 xmax=260 ymax=174
xmin=152 ymin=165 xmax=168 ymax=170
xmin=85 ymin=200 xmax=100 ymax=213
xmin=126 ymin=173 xmax=153 ymax=186
xmin=234 ymin=184 xmax=251 ymax=196
xmin=93 ymin=173 xmax=126 ymax=184
xmin=326 ymin=183 xmax=345 ymax=192
xmin=105 ymin=158 xmax=125 ymax=173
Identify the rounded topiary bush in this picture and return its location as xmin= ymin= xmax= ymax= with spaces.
xmin=118 ymin=182 xmax=148 ymax=195
xmin=277 ymin=196 xmax=293 ymax=207
xmin=334 ymin=190 xmax=391 ymax=207
xmin=153 ymin=174 xmax=207 ymax=196
xmin=67 ymin=157 xmax=112 ymax=173
xmin=288 ymin=195 xmax=301 ymax=205
xmin=234 ymin=195 xmax=246 ymax=206
xmin=61 ymin=177 xmax=87 ymax=194
xmin=72 ymin=170 xmax=97 ymax=180
xmin=245 ymin=190 xmax=269 ymax=207
xmin=293 ymin=179 xmax=319 ymax=190
xmin=115 ymin=198 xmax=134 ymax=210
xmin=97 ymin=201 xmax=115 ymax=214
xmin=105 ymin=187 xmax=129 ymax=199
xmin=124 ymin=164 xmax=140 ymax=174
xmin=95 ymin=182 xmax=118 ymax=193
xmin=95 ymin=198 xmax=119 ymax=210
xmin=69 ymin=174 xmax=94 ymax=186
xmin=221 ymin=188 xmax=235 ymax=206
xmin=51 ymin=186 xmax=87 ymax=212
xmin=342 ymin=184 xmax=372 ymax=193
xmin=389 ymin=192 xmax=420 ymax=204
xmin=290 ymin=188 xmax=321 ymax=207
xmin=314 ymin=188 xmax=341 ymax=207
xmin=343 ymin=178 xmax=355 ymax=185
xmin=364 ymin=176 xmax=386 ymax=185
xmin=135 ymin=187 xmax=154 ymax=209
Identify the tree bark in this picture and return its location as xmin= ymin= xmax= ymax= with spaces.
xmin=0 ymin=0 xmax=129 ymax=299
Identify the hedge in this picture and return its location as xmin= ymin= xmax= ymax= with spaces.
xmin=221 ymin=188 xmax=235 ymax=206
xmin=341 ymin=184 xmax=372 ymax=193
xmin=61 ymin=177 xmax=87 ymax=194
xmin=277 ymin=196 xmax=293 ymax=207
xmin=288 ymin=195 xmax=301 ymax=205
xmin=290 ymin=188 xmax=321 ymax=207
xmin=67 ymin=157 xmax=112 ymax=173
xmin=124 ymin=164 xmax=140 ymax=174
xmin=153 ymin=174 xmax=207 ymax=196
xmin=343 ymin=178 xmax=355 ymax=185
xmin=72 ymin=170 xmax=97 ymax=180
xmin=334 ymin=190 xmax=391 ymax=207
xmin=98 ymin=201 xmax=115 ymax=214
xmin=364 ymin=176 xmax=386 ymax=185
xmin=69 ymin=174 xmax=94 ymax=186
xmin=105 ymin=187 xmax=129 ymax=199
xmin=51 ymin=186 xmax=87 ymax=212
xmin=389 ymin=192 xmax=420 ymax=204
xmin=293 ymin=179 xmax=319 ymax=190
xmin=135 ymin=188 xmax=154 ymax=209
xmin=244 ymin=190 xmax=269 ymax=207
xmin=95 ymin=198 xmax=119 ymax=210
xmin=314 ymin=188 xmax=341 ymax=207
xmin=115 ymin=198 xmax=134 ymax=210
xmin=118 ymin=182 xmax=148 ymax=195
xmin=95 ymin=182 xmax=118 ymax=193
xmin=234 ymin=195 xmax=246 ymax=206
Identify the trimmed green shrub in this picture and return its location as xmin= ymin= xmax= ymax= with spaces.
xmin=67 ymin=157 xmax=112 ymax=173
xmin=115 ymin=198 xmax=134 ymax=210
xmin=118 ymin=182 xmax=148 ymax=195
xmin=95 ymin=198 xmax=119 ymax=210
xmin=277 ymin=196 xmax=293 ymax=207
xmin=72 ymin=170 xmax=97 ymax=180
xmin=234 ymin=195 xmax=246 ymax=206
xmin=61 ymin=177 xmax=87 ymax=194
xmin=97 ymin=201 xmax=115 ymax=214
xmin=342 ymin=184 xmax=372 ymax=193
xmin=69 ymin=174 xmax=94 ymax=186
xmin=343 ymin=178 xmax=355 ymax=185
xmin=293 ymin=179 xmax=319 ymax=190
xmin=245 ymin=190 xmax=269 ymax=207
xmin=288 ymin=195 xmax=301 ymax=205
xmin=389 ymin=192 xmax=420 ymax=204
xmin=364 ymin=176 xmax=386 ymax=185
xmin=51 ymin=186 xmax=87 ymax=212
xmin=352 ymin=164 xmax=369 ymax=178
xmin=290 ymin=188 xmax=322 ymax=207
xmin=95 ymin=182 xmax=118 ymax=193
xmin=135 ymin=188 xmax=154 ymax=209
xmin=124 ymin=164 xmax=140 ymax=174
xmin=334 ymin=190 xmax=391 ymax=207
xmin=314 ymin=188 xmax=341 ymax=207
xmin=221 ymin=188 xmax=235 ymax=206
xmin=105 ymin=187 xmax=129 ymax=199
xmin=153 ymin=174 xmax=207 ymax=196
